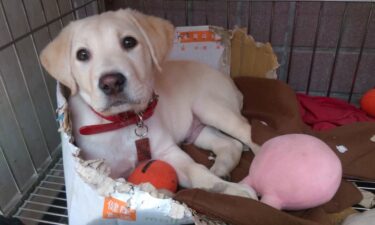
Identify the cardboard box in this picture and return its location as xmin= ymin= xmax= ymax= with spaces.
xmin=230 ymin=28 xmax=279 ymax=79
xmin=168 ymin=26 xmax=231 ymax=76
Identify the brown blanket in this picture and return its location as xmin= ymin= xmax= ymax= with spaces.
xmin=174 ymin=77 xmax=375 ymax=225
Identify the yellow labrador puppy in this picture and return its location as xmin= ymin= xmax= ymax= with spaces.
xmin=41 ymin=9 xmax=258 ymax=198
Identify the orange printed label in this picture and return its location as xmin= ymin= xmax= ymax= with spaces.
xmin=102 ymin=197 xmax=136 ymax=221
xmin=177 ymin=30 xmax=221 ymax=43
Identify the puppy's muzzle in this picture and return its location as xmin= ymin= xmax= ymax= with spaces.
xmin=99 ymin=72 xmax=126 ymax=95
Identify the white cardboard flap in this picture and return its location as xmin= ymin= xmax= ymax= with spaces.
xmin=57 ymin=84 xmax=193 ymax=225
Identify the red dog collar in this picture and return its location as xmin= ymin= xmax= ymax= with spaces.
xmin=79 ymin=94 xmax=158 ymax=135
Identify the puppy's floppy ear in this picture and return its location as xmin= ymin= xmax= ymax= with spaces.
xmin=124 ymin=9 xmax=175 ymax=72
xmin=40 ymin=23 xmax=77 ymax=95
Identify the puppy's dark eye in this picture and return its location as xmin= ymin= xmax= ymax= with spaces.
xmin=122 ymin=36 xmax=138 ymax=50
xmin=76 ymin=48 xmax=90 ymax=61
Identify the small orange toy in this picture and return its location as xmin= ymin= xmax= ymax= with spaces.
xmin=360 ymin=88 xmax=375 ymax=117
xmin=127 ymin=160 xmax=178 ymax=193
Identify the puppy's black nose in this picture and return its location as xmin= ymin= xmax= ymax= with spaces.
xmin=99 ymin=73 xmax=126 ymax=95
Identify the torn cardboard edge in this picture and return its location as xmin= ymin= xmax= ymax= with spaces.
xmin=230 ymin=28 xmax=279 ymax=79
xmin=210 ymin=26 xmax=232 ymax=76
xmin=169 ymin=25 xmax=231 ymax=76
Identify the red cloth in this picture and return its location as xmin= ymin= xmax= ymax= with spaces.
xmin=297 ymin=93 xmax=375 ymax=131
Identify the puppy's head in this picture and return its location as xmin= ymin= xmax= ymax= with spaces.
xmin=40 ymin=9 xmax=174 ymax=115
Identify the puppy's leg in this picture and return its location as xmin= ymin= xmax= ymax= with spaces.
xmin=158 ymin=146 xmax=257 ymax=199
xmin=194 ymin=126 xmax=242 ymax=179
xmin=193 ymin=100 xmax=260 ymax=154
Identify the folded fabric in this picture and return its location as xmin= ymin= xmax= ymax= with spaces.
xmin=297 ymin=93 xmax=375 ymax=131
xmin=175 ymin=189 xmax=321 ymax=225
xmin=175 ymin=77 xmax=375 ymax=225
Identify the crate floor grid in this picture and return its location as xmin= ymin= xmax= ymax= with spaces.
xmin=14 ymin=158 xmax=67 ymax=225
xmin=12 ymin=158 xmax=374 ymax=225
xmin=349 ymin=179 xmax=375 ymax=212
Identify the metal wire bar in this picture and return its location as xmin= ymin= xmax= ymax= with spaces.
xmin=37 ymin=186 xmax=66 ymax=193
xmin=358 ymin=186 xmax=375 ymax=191
xmin=352 ymin=207 xmax=370 ymax=211
xmin=50 ymin=165 xmax=64 ymax=173
xmin=326 ymin=2 xmax=348 ymax=97
xmin=49 ymin=175 xmax=64 ymax=179
xmin=226 ymin=0 xmax=230 ymax=29
xmin=69 ymin=0 xmax=78 ymax=20
xmin=247 ymin=0 xmax=252 ymax=32
xmin=274 ymin=46 xmax=375 ymax=56
xmin=41 ymin=180 xmax=65 ymax=186
xmin=268 ymin=1 xmax=275 ymax=42
xmin=52 ymin=165 xmax=64 ymax=171
xmin=19 ymin=0 xmax=56 ymax=132
xmin=348 ymin=179 xmax=375 ymax=184
xmin=54 ymin=0 xmax=65 ymax=28
xmin=0 ymin=145 xmax=21 ymax=194
xmin=185 ymin=0 xmax=189 ymax=26
xmin=286 ymin=1 xmax=299 ymax=84
xmin=50 ymin=169 xmax=65 ymax=173
xmin=83 ymin=1 xmax=88 ymax=17
xmin=45 ymin=168 xmax=64 ymax=175
xmin=46 ymin=175 xmax=65 ymax=179
xmin=25 ymin=201 xmax=67 ymax=210
xmin=96 ymin=0 xmax=102 ymax=14
xmin=162 ymin=0 xmax=167 ymax=19
xmin=54 ymin=165 xmax=63 ymax=171
xmin=39 ymin=0 xmax=62 ymax=43
xmin=30 ymin=193 xmax=67 ymax=202
xmin=0 ymin=0 xmax=97 ymax=52
xmin=141 ymin=0 xmax=146 ymax=13
xmin=348 ymin=3 xmax=373 ymax=102
xmin=19 ymin=207 xmax=68 ymax=218
xmin=306 ymin=1 xmax=324 ymax=94
xmin=205 ymin=0 xmax=208 ymax=24
xmin=38 ymin=0 xmax=57 ymax=58
xmin=54 ymin=161 xmax=63 ymax=168
xmin=14 ymin=215 xmax=67 ymax=225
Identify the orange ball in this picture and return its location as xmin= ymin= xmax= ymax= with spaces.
xmin=127 ymin=160 xmax=178 ymax=193
xmin=360 ymin=88 xmax=375 ymax=117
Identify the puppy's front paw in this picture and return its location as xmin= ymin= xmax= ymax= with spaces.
xmin=227 ymin=183 xmax=258 ymax=200
xmin=212 ymin=182 xmax=258 ymax=200
xmin=210 ymin=164 xmax=231 ymax=181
